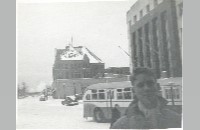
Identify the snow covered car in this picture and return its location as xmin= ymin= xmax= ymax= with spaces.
xmin=61 ymin=96 xmax=78 ymax=106
xmin=74 ymin=93 xmax=83 ymax=100
xmin=39 ymin=95 xmax=48 ymax=101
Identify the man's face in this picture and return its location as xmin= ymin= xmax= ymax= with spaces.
xmin=132 ymin=74 xmax=158 ymax=109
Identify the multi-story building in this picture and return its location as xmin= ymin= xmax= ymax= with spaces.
xmin=105 ymin=67 xmax=130 ymax=75
xmin=53 ymin=45 xmax=105 ymax=80
xmin=127 ymin=0 xmax=183 ymax=78
xmin=52 ymin=45 xmax=131 ymax=98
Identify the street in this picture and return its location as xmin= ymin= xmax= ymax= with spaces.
xmin=16 ymin=96 xmax=110 ymax=129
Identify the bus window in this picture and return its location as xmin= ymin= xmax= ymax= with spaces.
xmin=99 ymin=93 xmax=105 ymax=99
xmin=92 ymin=89 xmax=97 ymax=93
xmin=117 ymin=89 xmax=122 ymax=92
xmin=99 ymin=90 xmax=105 ymax=92
xmin=86 ymin=94 xmax=90 ymax=100
xmin=124 ymin=92 xmax=132 ymax=99
xmin=112 ymin=91 xmax=114 ymax=99
xmin=107 ymin=90 xmax=114 ymax=99
xmin=124 ymin=88 xmax=131 ymax=91
xmin=173 ymin=88 xmax=180 ymax=99
xmin=117 ymin=93 xmax=123 ymax=99
xmin=92 ymin=94 xmax=97 ymax=100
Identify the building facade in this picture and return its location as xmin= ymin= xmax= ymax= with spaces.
xmin=52 ymin=76 xmax=129 ymax=99
xmin=105 ymin=67 xmax=130 ymax=75
xmin=127 ymin=0 xmax=183 ymax=78
xmin=53 ymin=45 xmax=105 ymax=80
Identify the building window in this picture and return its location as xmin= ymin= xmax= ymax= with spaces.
xmin=140 ymin=10 xmax=143 ymax=19
xmin=144 ymin=23 xmax=151 ymax=68
xmin=75 ymin=72 xmax=81 ymax=78
xmin=179 ymin=3 xmax=183 ymax=16
xmin=161 ymin=11 xmax=170 ymax=77
xmin=154 ymin=0 xmax=158 ymax=7
xmin=71 ymin=64 xmax=74 ymax=69
xmin=74 ymin=64 xmax=77 ymax=68
xmin=65 ymin=64 xmax=69 ymax=69
xmin=65 ymin=73 xmax=69 ymax=79
xmin=78 ymin=63 xmax=82 ymax=68
xmin=146 ymin=4 xmax=150 ymax=13
xmin=71 ymin=73 xmax=74 ymax=78
xmin=138 ymin=28 xmax=144 ymax=67
xmin=131 ymin=32 xmax=137 ymax=67
xmin=152 ymin=17 xmax=160 ymax=78
xmin=134 ymin=15 xmax=137 ymax=23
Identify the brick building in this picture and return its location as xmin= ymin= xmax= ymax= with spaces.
xmin=52 ymin=45 xmax=131 ymax=98
xmin=127 ymin=0 xmax=183 ymax=78
xmin=53 ymin=45 xmax=105 ymax=80
xmin=105 ymin=67 xmax=130 ymax=75
xmin=52 ymin=76 xmax=129 ymax=99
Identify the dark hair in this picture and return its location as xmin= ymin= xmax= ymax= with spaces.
xmin=130 ymin=67 xmax=156 ymax=83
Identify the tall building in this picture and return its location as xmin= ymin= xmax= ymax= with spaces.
xmin=53 ymin=45 xmax=105 ymax=80
xmin=127 ymin=0 xmax=183 ymax=78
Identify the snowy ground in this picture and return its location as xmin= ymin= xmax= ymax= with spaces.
xmin=16 ymin=96 xmax=110 ymax=129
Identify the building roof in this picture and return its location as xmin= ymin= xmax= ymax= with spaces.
xmin=158 ymin=77 xmax=182 ymax=86
xmin=58 ymin=45 xmax=103 ymax=63
xmin=86 ymin=77 xmax=182 ymax=90
xmin=86 ymin=81 xmax=132 ymax=90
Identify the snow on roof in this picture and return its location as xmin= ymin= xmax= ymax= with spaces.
xmin=86 ymin=81 xmax=132 ymax=90
xmin=157 ymin=77 xmax=182 ymax=86
xmin=86 ymin=77 xmax=182 ymax=90
xmin=80 ymin=47 xmax=103 ymax=63
xmin=60 ymin=45 xmax=83 ymax=60
xmin=60 ymin=45 xmax=103 ymax=63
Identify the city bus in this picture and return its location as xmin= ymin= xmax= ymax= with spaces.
xmin=83 ymin=77 xmax=182 ymax=122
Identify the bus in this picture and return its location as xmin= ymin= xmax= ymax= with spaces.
xmin=83 ymin=77 xmax=182 ymax=122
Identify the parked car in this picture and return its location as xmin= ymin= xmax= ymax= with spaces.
xmin=61 ymin=96 xmax=78 ymax=106
xmin=39 ymin=95 xmax=48 ymax=101
xmin=74 ymin=93 xmax=83 ymax=100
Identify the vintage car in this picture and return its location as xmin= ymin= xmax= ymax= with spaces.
xmin=61 ymin=96 xmax=78 ymax=106
xmin=39 ymin=95 xmax=48 ymax=101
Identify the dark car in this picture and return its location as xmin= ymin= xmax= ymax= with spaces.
xmin=39 ymin=95 xmax=48 ymax=101
xmin=74 ymin=93 xmax=83 ymax=100
xmin=61 ymin=96 xmax=78 ymax=106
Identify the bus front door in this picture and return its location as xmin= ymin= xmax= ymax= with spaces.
xmin=106 ymin=89 xmax=114 ymax=119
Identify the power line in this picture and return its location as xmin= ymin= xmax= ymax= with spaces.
xmin=118 ymin=46 xmax=130 ymax=57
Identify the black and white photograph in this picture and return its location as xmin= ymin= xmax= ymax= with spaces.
xmin=16 ymin=0 xmax=183 ymax=129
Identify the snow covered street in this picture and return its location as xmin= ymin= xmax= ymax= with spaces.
xmin=16 ymin=96 xmax=110 ymax=129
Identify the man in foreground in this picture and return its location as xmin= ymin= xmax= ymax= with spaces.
xmin=111 ymin=67 xmax=182 ymax=129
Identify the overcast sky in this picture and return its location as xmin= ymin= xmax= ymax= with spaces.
xmin=17 ymin=0 xmax=137 ymax=88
